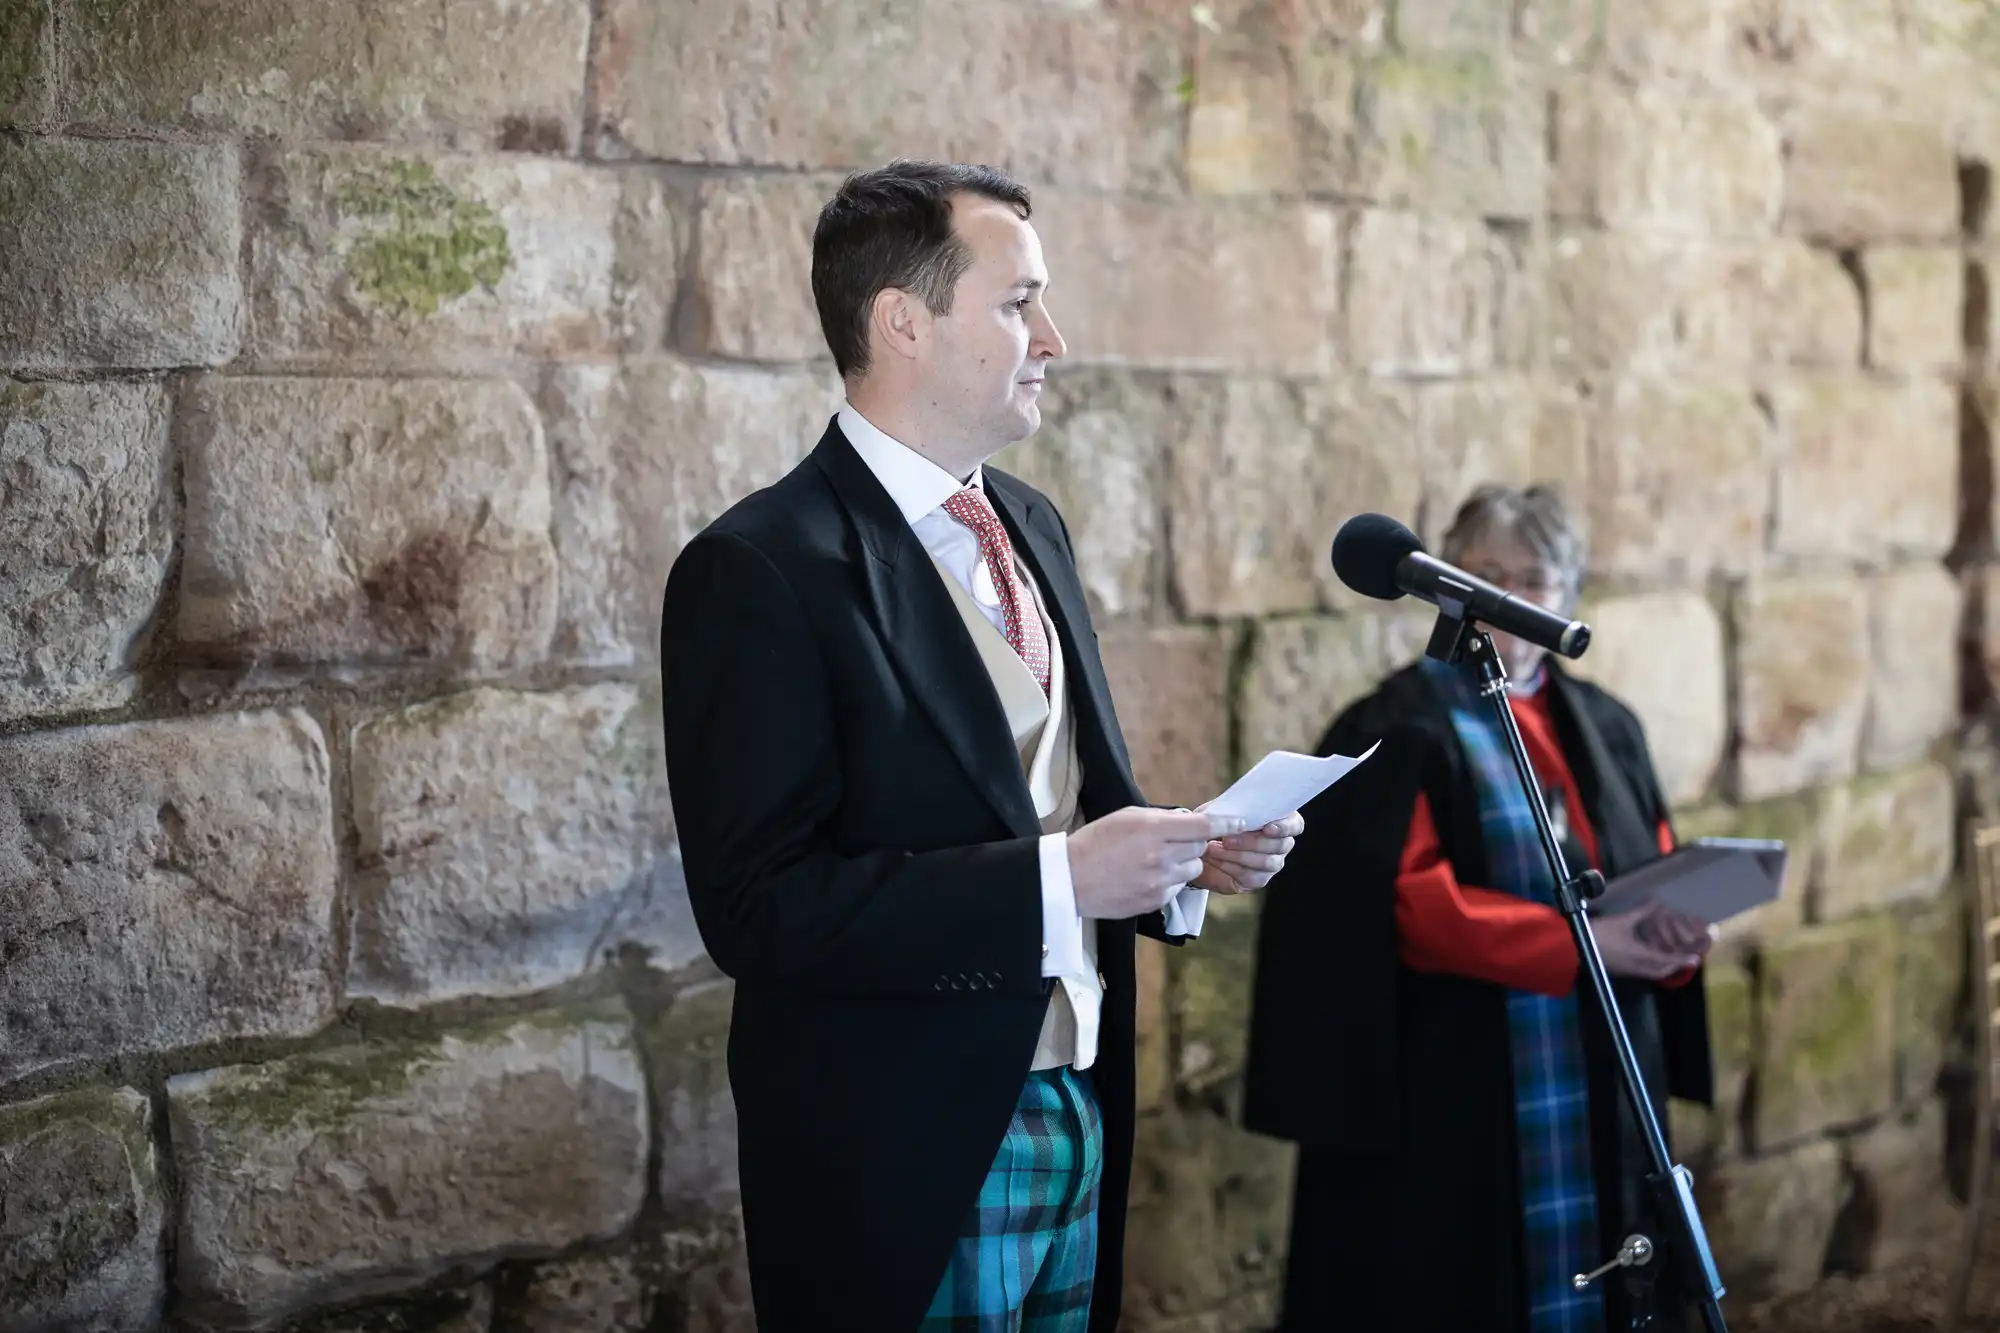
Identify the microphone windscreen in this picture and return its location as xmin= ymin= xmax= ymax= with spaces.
xmin=1331 ymin=513 xmax=1423 ymax=602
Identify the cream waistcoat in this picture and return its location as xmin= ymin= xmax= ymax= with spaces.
xmin=925 ymin=550 xmax=1101 ymax=1071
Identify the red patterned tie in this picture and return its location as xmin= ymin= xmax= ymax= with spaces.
xmin=941 ymin=486 xmax=1052 ymax=696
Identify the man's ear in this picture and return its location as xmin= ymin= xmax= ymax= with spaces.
xmin=870 ymin=287 xmax=924 ymax=364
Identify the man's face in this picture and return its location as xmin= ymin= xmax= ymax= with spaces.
xmin=919 ymin=195 xmax=1066 ymax=455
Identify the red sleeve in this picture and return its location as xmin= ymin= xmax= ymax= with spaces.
xmin=1395 ymin=792 xmax=1578 ymax=998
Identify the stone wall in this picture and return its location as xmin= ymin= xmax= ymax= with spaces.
xmin=0 ymin=0 xmax=1995 ymax=1329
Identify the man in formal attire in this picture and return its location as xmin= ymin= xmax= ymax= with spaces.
xmin=660 ymin=159 xmax=1304 ymax=1331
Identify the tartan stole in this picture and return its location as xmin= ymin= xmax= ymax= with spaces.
xmin=1421 ymin=658 xmax=1604 ymax=1333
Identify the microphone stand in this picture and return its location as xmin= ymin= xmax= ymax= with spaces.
xmin=1425 ymin=611 xmax=1729 ymax=1333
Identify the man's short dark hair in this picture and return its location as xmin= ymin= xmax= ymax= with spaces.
xmin=811 ymin=160 xmax=1033 ymax=379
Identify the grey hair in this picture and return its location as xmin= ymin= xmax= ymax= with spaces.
xmin=1438 ymin=484 xmax=1588 ymax=607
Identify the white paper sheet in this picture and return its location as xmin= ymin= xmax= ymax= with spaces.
xmin=1201 ymin=741 xmax=1381 ymax=830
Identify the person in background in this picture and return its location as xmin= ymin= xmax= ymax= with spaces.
xmin=1242 ymin=482 xmax=1717 ymax=1333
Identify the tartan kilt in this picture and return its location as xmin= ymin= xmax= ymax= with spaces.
xmin=922 ymin=1066 xmax=1105 ymax=1331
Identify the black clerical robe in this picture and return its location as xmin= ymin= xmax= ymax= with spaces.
xmin=1242 ymin=662 xmax=1715 ymax=1332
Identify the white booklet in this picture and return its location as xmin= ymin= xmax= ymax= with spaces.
xmin=1202 ymin=741 xmax=1381 ymax=830
xmin=1586 ymin=837 xmax=1786 ymax=925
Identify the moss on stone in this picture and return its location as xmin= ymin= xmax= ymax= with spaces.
xmin=191 ymin=1003 xmax=630 ymax=1131
xmin=0 ymin=1085 xmax=148 ymax=1157
xmin=335 ymin=158 xmax=511 ymax=320
xmin=191 ymin=1039 xmax=441 ymax=1131
xmin=0 ymin=377 xmax=50 ymax=414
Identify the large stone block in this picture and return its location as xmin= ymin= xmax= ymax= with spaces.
xmin=60 ymin=0 xmax=591 ymax=150
xmin=640 ymin=981 xmax=740 ymax=1223
xmin=1123 ymin=1107 xmax=1295 ymax=1323
xmin=1865 ymin=248 xmax=1965 ymax=374
xmin=1548 ymin=232 xmax=1861 ymax=373
xmin=350 ymin=684 xmax=674 ymax=1005
xmin=1863 ymin=564 xmax=1961 ymax=770
xmin=1036 ymin=194 xmax=1340 ymax=375
xmin=1098 ymin=625 xmax=1237 ymax=808
xmin=541 ymin=359 xmax=837 ymax=665
xmin=1769 ymin=376 xmax=1958 ymax=562
xmin=1753 ymin=918 xmax=1898 ymax=1149
xmin=1782 ymin=109 xmax=1961 ymax=243
xmin=1238 ymin=608 xmax=1436 ymax=765
xmin=169 ymin=1007 xmax=649 ymax=1331
xmin=0 ymin=711 xmax=338 ymax=1084
xmin=1346 ymin=56 xmax=1545 ymax=218
xmin=676 ymin=174 xmax=826 ymax=363
xmin=0 ymin=380 xmax=174 ymax=722
xmin=591 ymin=0 xmax=1183 ymax=193
xmin=1550 ymin=81 xmax=1783 ymax=237
xmin=1568 ymin=591 xmax=1727 ymax=805
xmin=1895 ymin=902 xmax=1963 ymax=1105
xmin=1413 ymin=378 xmax=1590 ymax=545
xmin=1586 ymin=376 xmax=1773 ymax=581
xmin=248 ymin=149 xmax=673 ymax=368
xmin=1167 ymin=376 xmax=1418 ymax=617
xmin=1693 ymin=1140 xmax=1848 ymax=1303
xmin=0 ymin=1087 xmax=164 ymax=1333
xmin=0 ymin=0 xmax=53 ymax=123
xmin=1734 ymin=577 xmax=1871 ymax=801
xmin=1843 ymin=1100 xmax=1962 ymax=1273
xmin=491 ymin=1224 xmax=753 ymax=1333
xmin=0 ymin=137 xmax=241 ymax=371
xmin=1345 ymin=209 xmax=1496 ymax=376
xmin=1817 ymin=764 xmax=1955 ymax=921
xmin=177 ymin=376 xmax=557 ymax=673
xmin=1186 ymin=21 xmax=1301 ymax=197
xmin=994 ymin=370 xmax=1172 ymax=620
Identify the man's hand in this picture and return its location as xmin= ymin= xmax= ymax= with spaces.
xmin=1595 ymin=901 xmax=1712 ymax=980
xmin=1194 ymin=811 xmax=1304 ymax=896
xmin=1068 ymin=807 xmax=1246 ymax=919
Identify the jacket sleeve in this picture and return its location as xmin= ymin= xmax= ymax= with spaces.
xmin=661 ymin=530 xmax=1044 ymax=998
xmin=1397 ymin=793 xmax=1579 ymax=997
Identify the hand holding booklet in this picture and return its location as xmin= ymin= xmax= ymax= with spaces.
xmin=1586 ymin=837 xmax=1787 ymax=926
xmin=1159 ymin=742 xmax=1380 ymax=937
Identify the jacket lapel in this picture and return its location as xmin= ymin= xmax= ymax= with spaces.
xmin=984 ymin=470 xmax=1144 ymax=810
xmin=811 ymin=425 xmax=1043 ymax=840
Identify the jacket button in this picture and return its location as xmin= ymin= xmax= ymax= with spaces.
xmin=990 ymin=972 xmax=1002 ymax=985
xmin=935 ymin=977 xmax=948 ymax=991
xmin=952 ymin=975 xmax=967 ymax=990
xmin=968 ymin=974 xmax=986 ymax=990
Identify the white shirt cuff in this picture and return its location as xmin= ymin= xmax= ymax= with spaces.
xmin=1040 ymin=833 xmax=1087 ymax=977
xmin=1162 ymin=885 xmax=1210 ymax=938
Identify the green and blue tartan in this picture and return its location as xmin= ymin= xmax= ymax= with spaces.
xmin=923 ymin=1065 xmax=1104 ymax=1332
xmin=1424 ymin=658 xmax=1604 ymax=1333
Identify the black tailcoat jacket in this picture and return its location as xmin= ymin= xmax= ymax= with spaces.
xmin=660 ymin=422 xmax=1176 ymax=1331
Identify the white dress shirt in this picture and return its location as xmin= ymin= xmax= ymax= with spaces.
xmin=837 ymin=404 xmax=1207 ymax=1021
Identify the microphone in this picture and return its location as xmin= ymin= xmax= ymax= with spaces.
xmin=1330 ymin=513 xmax=1591 ymax=660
